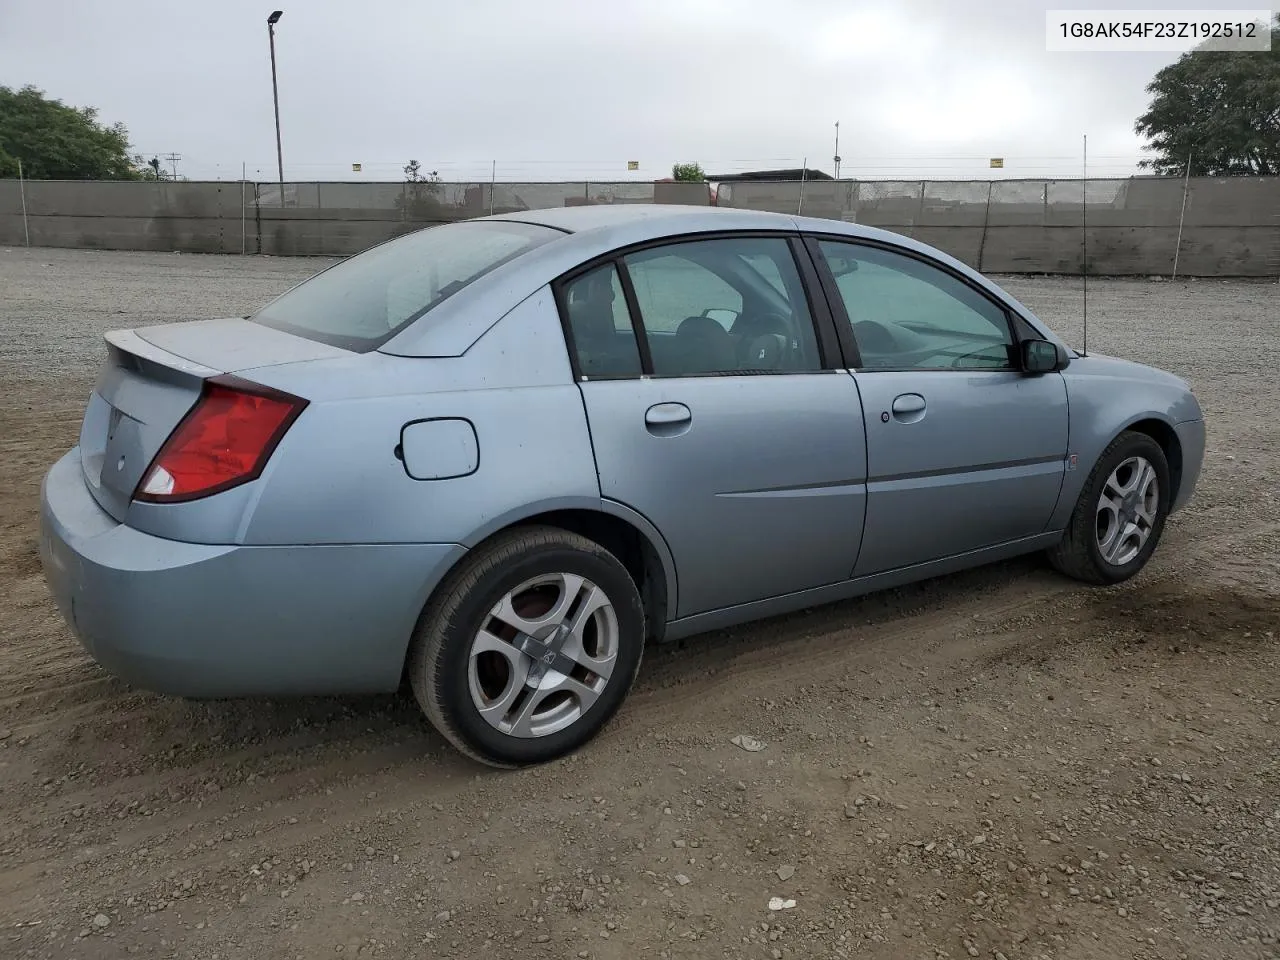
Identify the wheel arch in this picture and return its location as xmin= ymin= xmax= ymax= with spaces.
xmin=452 ymin=498 xmax=677 ymax=641
xmin=507 ymin=508 xmax=673 ymax=644
xmin=1050 ymin=408 xmax=1184 ymax=532
xmin=1120 ymin=416 xmax=1184 ymax=507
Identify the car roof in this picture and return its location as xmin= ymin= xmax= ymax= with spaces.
xmin=485 ymin=203 xmax=802 ymax=236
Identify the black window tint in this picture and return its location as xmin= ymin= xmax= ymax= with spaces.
xmin=817 ymin=240 xmax=1015 ymax=371
xmin=562 ymin=263 xmax=643 ymax=378
xmin=622 ymin=237 xmax=822 ymax=377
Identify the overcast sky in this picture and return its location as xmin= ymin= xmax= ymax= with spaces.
xmin=0 ymin=0 xmax=1207 ymax=182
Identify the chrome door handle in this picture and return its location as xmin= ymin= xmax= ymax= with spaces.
xmin=644 ymin=402 xmax=692 ymax=437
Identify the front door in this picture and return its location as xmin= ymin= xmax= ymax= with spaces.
xmin=558 ymin=235 xmax=867 ymax=618
xmin=808 ymin=237 xmax=1069 ymax=576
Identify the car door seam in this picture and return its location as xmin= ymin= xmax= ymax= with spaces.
xmin=847 ymin=371 xmax=871 ymax=579
xmin=1039 ymin=370 xmax=1072 ymax=533
xmin=572 ymin=383 xmax=606 ymax=498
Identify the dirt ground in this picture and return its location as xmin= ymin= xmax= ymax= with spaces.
xmin=1 ymin=247 xmax=1277 ymax=960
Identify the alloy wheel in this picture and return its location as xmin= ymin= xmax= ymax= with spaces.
xmin=467 ymin=573 xmax=619 ymax=738
xmin=1095 ymin=455 xmax=1159 ymax=567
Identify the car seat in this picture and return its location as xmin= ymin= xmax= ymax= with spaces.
xmin=674 ymin=315 xmax=737 ymax=374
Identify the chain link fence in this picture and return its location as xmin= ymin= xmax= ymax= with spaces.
xmin=715 ymin=176 xmax=1280 ymax=276
xmin=2 ymin=176 xmax=1278 ymax=276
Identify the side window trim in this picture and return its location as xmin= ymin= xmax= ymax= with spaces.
xmin=796 ymin=236 xmax=861 ymax=369
xmin=801 ymin=233 xmax=1025 ymax=373
xmin=553 ymin=229 xmax=842 ymax=382
xmin=613 ymin=256 xmax=655 ymax=376
xmin=785 ymin=236 xmax=845 ymax=370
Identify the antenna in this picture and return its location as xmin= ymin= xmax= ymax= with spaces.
xmin=1172 ymin=149 xmax=1193 ymax=280
xmin=796 ymin=157 xmax=808 ymax=216
xmin=833 ymin=121 xmax=841 ymax=180
xmin=1081 ymin=134 xmax=1088 ymax=357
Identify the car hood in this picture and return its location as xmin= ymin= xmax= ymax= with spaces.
xmin=134 ymin=317 xmax=350 ymax=373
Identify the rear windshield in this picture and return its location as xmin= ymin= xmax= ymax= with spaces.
xmin=251 ymin=220 xmax=562 ymax=351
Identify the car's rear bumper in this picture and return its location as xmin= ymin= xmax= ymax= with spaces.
xmin=1171 ymin=418 xmax=1205 ymax=514
xmin=38 ymin=447 xmax=465 ymax=698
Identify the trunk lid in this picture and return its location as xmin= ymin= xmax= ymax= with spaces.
xmin=80 ymin=319 xmax=348 ymax=521
xmin=134 ymin=317 xmax=350 ymax=372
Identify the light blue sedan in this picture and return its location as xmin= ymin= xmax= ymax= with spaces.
xmin=38 ymin=205 xmax=1205 ymax=766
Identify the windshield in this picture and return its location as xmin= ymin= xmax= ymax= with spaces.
xmin=251 ymin=220 xmax=562 ymax=351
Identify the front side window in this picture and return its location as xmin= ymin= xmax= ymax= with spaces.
xmin=252 ymin=220 xmax=561 ymax=351
xmin=816 ymin=239 xmax=1015 ymax=371
xmin=622 ymin=237 xmax=822 ymax=376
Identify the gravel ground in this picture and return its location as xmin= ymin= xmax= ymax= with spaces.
xmin=1 ymin=247 xmax=1277 ymax=960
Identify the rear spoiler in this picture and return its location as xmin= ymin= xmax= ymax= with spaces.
xmin=103 ymin=329 xmax=220 ymax=389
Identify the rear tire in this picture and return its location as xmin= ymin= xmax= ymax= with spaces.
xmin=407 ymin=525 xmax=645 ymax=768
xmin=1047 ymin=430 xmax=1170 ymax=585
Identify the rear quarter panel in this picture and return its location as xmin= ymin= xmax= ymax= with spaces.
xmin=1048 ymin=355 xmax=1204 ymax=529
xmin=237 ymin=287 xmax=603 ymax=546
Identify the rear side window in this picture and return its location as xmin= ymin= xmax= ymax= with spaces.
xmin=562 ymin=263 xmax=644 ymax=378
xmin=622 ymin=237 xmax=823 ymax=376
xmin=251 ymin=220 xmax=561 ymax=351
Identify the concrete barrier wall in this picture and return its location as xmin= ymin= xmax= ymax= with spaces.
xmin=1 ymin=176 xmax=1277 ymax=276
xmin=0 ymin=179 xmax=251 ymax=253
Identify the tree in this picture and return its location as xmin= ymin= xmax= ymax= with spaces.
xmin=1135 ymin=18 xmax=1280 ymax=175
xmin=403 ymin=159 xmax=440 ymax=184
xmin=0 ymin=144 xmax=18 ymax=179
xmin=129 ymin=155 xmax=173 ymax=182
xmin=0 ymin=85 xmax=144 ymax=180
xmin=397 ymin=158 xmax=444 ymax=220
xmin=671 ymin=162 xmax=705 ymax=182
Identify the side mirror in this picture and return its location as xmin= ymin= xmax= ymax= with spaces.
xmin=1021 ymin=338 xmax=1061 ymax=374
xmin=826 ymin=255 xmax=860 ymax=277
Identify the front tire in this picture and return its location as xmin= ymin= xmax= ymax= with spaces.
xmin=407 ymin=525 xmax=645 ymax=768
xmin=1047 ymin=430 xmax=1170 ymax=585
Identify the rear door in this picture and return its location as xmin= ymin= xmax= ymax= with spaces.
xmin=805 ymin=236 xmax=1069 ymax=577
xmin=557 ymin=233 xmax=867 ymax=619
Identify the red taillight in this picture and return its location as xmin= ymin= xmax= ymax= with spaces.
xmin=134 ymin=375 xmax=308 ymax=503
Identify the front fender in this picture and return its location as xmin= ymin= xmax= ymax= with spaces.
xmin=1049 ymin=355 xmax=1204 ymax=529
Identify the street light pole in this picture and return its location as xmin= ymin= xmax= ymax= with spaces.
xmin=833 ymin=121 xmax=841 ymax=180
xmin=267 ymin=10 xmax=285 ymax=203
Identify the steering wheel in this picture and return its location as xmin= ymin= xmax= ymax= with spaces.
xmin=734 ymin=311 xmax=794 ymax=365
